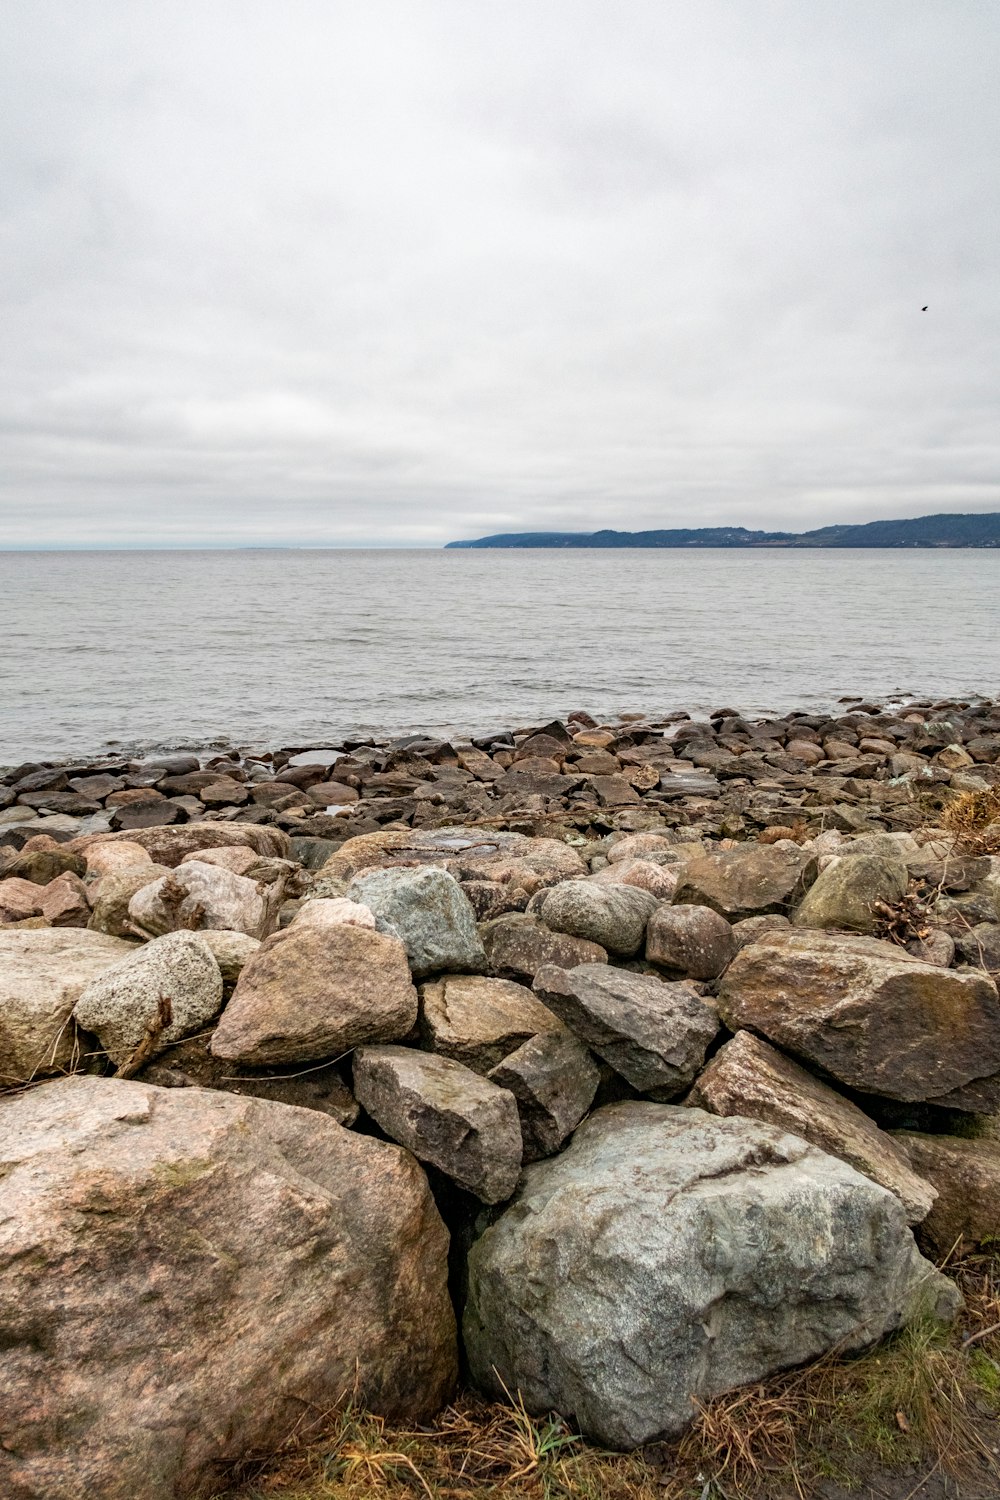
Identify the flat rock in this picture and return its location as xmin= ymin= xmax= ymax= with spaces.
xmin=718 ymin=929 xmax=1000 ymax=1104
xmin=687 ymin=1031 xmax=936 ymax=1224
xmin=533 ymin=963 xmax=718 ymax=1098
xmin=0 ymin=1076 xmax=456 ymax=1499
xmin=489 ymin=1030 xmax=601 ymax=1160
xmin=211 ymin=923 xmax=418 ymax=1065
xmin=419 ymin=974 xmax=566 ymax=1073
xmin=538 ymin=881 xmax=657 ymax=957
xmin=0 ymin=928 xmax=137 ymax=1084
xmin=129 ymin=860 xmax=282 ymax=941
xmin=673 ymin=843 xmax=817 ymax=920
xmin=464 ymin=1102 xmax=959 ymax=1449
xmin=348 ymin=866 xmax=486 ymax=977
xmin=646 ymin=903 xmax=737 ymax=979
xmin=353 ymin=1044 xmax=523 ymax=1203
xmin=793 ymin=853 xmax=908 ymax=933
xmin=480 ymin=913 xmax=608 ymax=981
xmin=74 ymin=931 xmax=224 ymax=1066
xmin=322 ymin=827 xmax=586 ymax=893
xmin=71 ymin=821 xmax=291 ymax=868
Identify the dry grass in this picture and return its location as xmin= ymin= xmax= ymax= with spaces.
xmin=942 ymin=788 xmax=1000 ymax=855
xmin=214 ymin=1255 xmax=1000 ymax=1500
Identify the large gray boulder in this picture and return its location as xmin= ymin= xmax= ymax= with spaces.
xmin=533 ymin=963 xmax=718 ymax=1098
xmin=793 ymin=853 xmax=908 ymax=933
xmin=210 ymin=923 xmax=417 ymax=1065
xmin=0 ymin=1076 xmax=457 ymax=1500
xmin=353 ymin=1044 xmax=522 ymax=1203
xmin=538 ymin=882 xmax=657 ymax=957
xmin=73 ymin=931 xmax=224 ymax=1067
xmin=0 ymin=928 xmax=134 ymax=1084
xmin=673 ymin=843 xmax=817 ymax=920
xmin=717 ymin=929 xmax=1000 ymax=1104
xmin=419 ymin=974 xmax=566 ymax=1074
xmin=348 ymin=866 xmax=487 ymax=978
xmin=464 ymin=1102 xmax=959 ymax=1449
xmin=687 ymin=1031 xmax=936 ymax=1224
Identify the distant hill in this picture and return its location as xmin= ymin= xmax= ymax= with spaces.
xmin=445 ymin=512 xmax=1000 ymax=549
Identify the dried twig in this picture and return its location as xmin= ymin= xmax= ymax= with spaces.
xmin=114 ymin=993 xmax=173 ymax=1079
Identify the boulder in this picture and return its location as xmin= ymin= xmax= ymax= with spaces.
xmin=290 ymin=896 xmax=376 ymax=932
xmin=0 ymin=1076 xmax=456 ymax=1500
xmin=0 ymin=846 xmax=86 ymax=884
xmin=687 ymin=1031 xmax=935 ymax=1224
xmin=73 ymin=931 xmax=224 ymax=1067
xmin=588 ymin=859 xmax=679 ymax=900
xmin=892 ymin=1131 xmax=1000 ymax=1256
xmin=348 ymin=866 xmax=487 ymax=978
xmin=646 ymin=904 xmax=737 ymax=979
xmin=464 ymin=1102 xmax=959 ymax=1449
xmin=87 ymin=864 xmax=171 ymax=938
xmin=533 ymin=963 xmax=718 ymax=1098
xmin=323 ymin=827 xmax=586 ymax=892
xmin=128 ymin=860 xmax=282 ymax=941
xmin=673 ymin=843 xmax=817 ymax=920
xmin=210 ymin=923 xmax=417 ymax=1065
xmin=538 ymin=882 xmax=657 ymax=957
xmin=419 ymin=974 xmax=566 ymax=1073
xmin=71 ymin=821 xmax=290 ymax=868
xmin=36 ymin=871 xmax=90 ymax=927
xmin=0 ymin=928 xmax=134 ymax=1084
xmin=198 ymin=928 xmax=261 ymax=991
xmin=0 ymin=877 xmax=44 ymax=922
xmin=732 ymin=913 xmax=791 ymax=948
xmin=353 ymin=1044 xmax=523 ymax=1203
xmin=717 ymin=930 xmax=1000 ymax=1104
xmin=480 ymin=913 xmax=608 ymax=982
xmin=489 ymin=1031 xmax=601 ymax=1161
xmin=793 ymin=853 xmax=908 ymax=933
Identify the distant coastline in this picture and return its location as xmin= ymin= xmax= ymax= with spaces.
xmin=446 ymin=511 xmax=1000 ymax=550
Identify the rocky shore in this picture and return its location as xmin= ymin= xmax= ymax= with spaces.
xmin=2 ymin=696 xmax=1000 ymax=1498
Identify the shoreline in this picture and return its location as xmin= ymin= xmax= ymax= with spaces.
xmin=3 ymin=694 xmax=998 ymax=853
xmin=2 ymin=694 xmax=1000 ymax=1496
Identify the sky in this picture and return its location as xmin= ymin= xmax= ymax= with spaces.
xmin=1 ymin=1 xmax=999 ymax=548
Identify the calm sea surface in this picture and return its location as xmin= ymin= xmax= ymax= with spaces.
xmin=1 ymin=548 xmax=997 ymax=764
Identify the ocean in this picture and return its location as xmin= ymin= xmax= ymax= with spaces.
xmin=1 ymin=547 xmax=997 ymax=764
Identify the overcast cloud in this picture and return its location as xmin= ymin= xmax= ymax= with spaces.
xmin=1 ymin=0 xmax=998 ymax=546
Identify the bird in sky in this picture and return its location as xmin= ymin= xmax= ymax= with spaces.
xmin=922 ymin=305 xmax=928 ymax=311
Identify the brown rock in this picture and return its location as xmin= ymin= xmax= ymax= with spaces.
xmin=892 ymin=1131 xmax=1000 ymax=1255
xmin=481 ymin=913 xmax=608 ymax=982
xmin=71 ymin=822 xmax=291 ymax=868
xmin=688 ymin=1031 xmax=936 ymax=1224
xmin=0 ymin=877 xmax=45 ymax=922
xmin=646 ymin=903 xmax=737 ymax=979
xmin=674 ymin=843 xmax=818 ymax=920
xmin=419 ymin=974 xmax=567 ymax=1073
xmin=718 ymin=929 xmax=1000 ymax=1104
xmin=0 ymin=1076 xmax=457 ymax=1499
xmin=37 ymin=871 xmax=90 ymax=927
xmin=211 ymin=923 xmax=418 ymax=1065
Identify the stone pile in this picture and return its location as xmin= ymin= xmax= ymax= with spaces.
xmin=2 ymin=700 xmax=999 ymax=1496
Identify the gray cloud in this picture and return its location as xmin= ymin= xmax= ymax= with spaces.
xmin=1 ymin=0 xmax=998 ymax=546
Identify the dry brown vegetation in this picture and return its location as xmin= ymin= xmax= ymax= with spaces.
xmin=942 ymin=789 xmax=1000 ymax=856
xmin=216 ymin=1254 xmax=1000 ymax=1500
